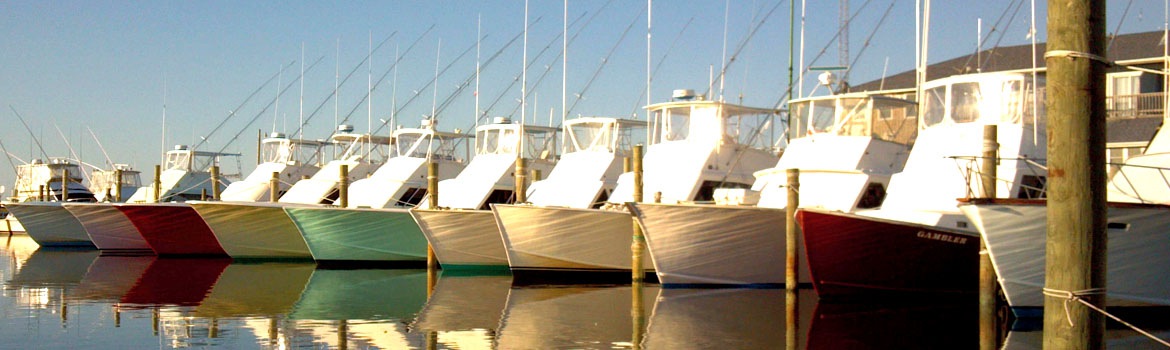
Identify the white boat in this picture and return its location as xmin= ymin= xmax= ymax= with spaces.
xmin=959 ymin=110 xmax=1170 ymax=316
xmin=190 ymin=125 xmax=391 ymax=259
xmin=409 ymin=118 xmax=559 ymax=269
xmin=88 ymin=163 xmax=141 ymax=203
xmin=479 ymin=117 xmax=646 ymax=270
xmin=628 ymin=92 xmax=917 ymax=286
xmin=284 ymin=121 xmax=471 ymax=263
xmin=125 ymin=145 xmax=240 ymax=203
xmin=5 ymin=158 xmax=98 ymax=247
xmin=495 ymin=93 xmax=780 ymax=279
xmin=797 ymin=72 xmax=1048 ymax=297
xmin=218 ymin=132 xmax=327 ymax=202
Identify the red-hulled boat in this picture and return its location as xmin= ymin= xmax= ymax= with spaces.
xmin=796 ymin=208 xmax=978 ymax=297
xmin=117 ymin=203 xmax=227 ymax=256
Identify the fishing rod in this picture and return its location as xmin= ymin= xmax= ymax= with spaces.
xmin=213 ymin=55 xmax=326 ymax=156
xmin=367 ymin=34 xmax=484 ymax=136
xmin=51 ymin=122 xmax=91 ymax=183
xmin=325 ymin=26 xmax=437 ymax=137
xmin=564 ymin=4 xmax=645 ymax=118
xmin=192 ymin=60 xmax=295 ymax=151
xmin=8 ymin=106 xmax=48 ymax=160
xmin=509 ymin=9 xmax=599 ymax=119
xmin=290 ymin=30 xmax=403 ymax=138
xmin=702 ymin=0 xmax=785 ymax=100
xmin=431 ymin=14 xmax=547 ymax=122
xmin=86 ymin=127 xmax=115 ymax=169
xmin=628 ymin=17 xmax=694 ymax=117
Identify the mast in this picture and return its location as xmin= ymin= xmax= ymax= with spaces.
xmin=645 ymin=0 xmax=651 ymax=119
xmin=719 ymin=0 xmax=729 ymax=101
xmin=522 ymin=0 xmax=529 ymax=126
xmin=432 ymin=39 xmax=442 ymax=122
xmin=563 ymin=0 xmax=568 ymax=123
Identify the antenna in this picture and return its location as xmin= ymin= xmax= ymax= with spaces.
xmin=162 ymin=75 xmax=167 ymax=166
xmin=335 ymin=37 xmax=340 ymax=132
xmin=432 ymin=38 xmax=441 ymax=122
xmin=522 ymin=0 xmax=529 ymax=126
xmin=299 ymin=42 xmax=305 ymax=140
xmin=273 ymin=64 xmax=282 ymax=132
xmin=645 ymin=0 xmax=652 ymax=119
xmin=367 ymin=30 xmax=373 ymax=158
xmin=392 ymin=43 xmax=400 ymax=133
xmin=719 ymin=0 xmax=729 ymax=101
xmin=563 ymin=0 xmax=568 ymax=124
xmin=476 ymin=14 xmax=483 ymax=129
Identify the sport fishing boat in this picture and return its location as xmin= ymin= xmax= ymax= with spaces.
xmin=62 ymin=164 xmax=148 ymax=252
xmin=628 ymin=91 xmax=917 ymax=287
xmin=481 ymin=117 xmax=647 ymax=269
xmin=495 ymin=91 xmax=780 ymax=279
xmin=117 ymin=145 xmax=239 ymax=256
xmin=284 ymin=120 xmax=470 ymax=263
xmin=88 ymin=163 xmax=141 ymax=203
xmin=189 ymin=125 xmax=389 ymax=259
xmin=797 ymin=72 xmax=1048 ymax=298
xmin=409 ymin=118 xmax=559 ymax=269
xmin=5 ymin=158 xmax=98 ymax=247
xmin=959 ymin=112 xmax=1170 ymax=317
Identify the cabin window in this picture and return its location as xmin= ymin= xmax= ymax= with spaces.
xmin=480 ymin=189 xmax=515 ymax=210
xmin=857 ymin=183 xmax=886 ymax=209
xmin=694 ymin=181 xmax=751 ymax=202
xmin=921 ymin=86 xmax=946 ymax=127
xmin=1017 ymin=175 xmax=1047 ymax=199
xmin=951 ymin=82 xmax=982 ymax=124
xmin=809 ymin=99 xmax=836 ymax=134
xmin=397 ymin=188 xmax=428 ymax=207
xmin=788 ymin=101 xmax=810 ymax=139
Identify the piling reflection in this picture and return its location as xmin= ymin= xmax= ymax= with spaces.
xmin=807 ymin=301 xmax=978 ymax=349
xmin=642 ymin=288 xmax=817 ymax=349
xmin=496 ymin=283 xmax=660 ymax=349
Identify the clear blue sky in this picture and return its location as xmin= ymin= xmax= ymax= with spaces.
xmin=0 ymin=0 xmax=1162 ymax=189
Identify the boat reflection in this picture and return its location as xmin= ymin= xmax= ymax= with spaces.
xmin=72 ymin=255 xmax=155 ymax=302
xmin=642 ymin=288 xmax=817 ymax=349
xmin=413 ymin=272 xmax=512 ymax=349
xmin=194 ymin=262 xmax=315 ymax=317
xmin=807 ymin=301 xmax=977 ymax=349
xmin=497 ymin=283 xmax=659 ymax=349
xmin=120 ymin=258 xmax=231 ymax=307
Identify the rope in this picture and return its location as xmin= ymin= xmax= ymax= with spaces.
xmin=1044 ymin=50 xmax=1112 ymax=66
xmin=1042 ymin=287 xmax=1170 ymax=347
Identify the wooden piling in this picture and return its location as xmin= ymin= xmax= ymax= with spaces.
xmin=980 ymin=125 xmax=999 ymax=350
xmin=269 ymin=172 xmax=280 ymax=202
xmin=153 ymin=165 xmax=162 ymax=203
xmin=427 ymin=161 xmax=439 ymax=271
xmin=38 ymin=185 xmax=44 ymax=202
xmin=631 ymin=145 xmax=645 ymax=282
xmin=114 ymin=169 xmax=123 ymax=202
xmin=210 ymin=165 xmax=221 ymax=201
xmin=1044 ymin=0 xmax=1107 ymax=348
xmin=515 ymin=158 xmax=528 ymax=203
xmin=338 ymin=164 xmax=349 ymax=208
xmin=201 ymin=189 xmax=207 ymax=201
xmin=785 ymin=169 xmax=799 ymax=290
xmin=61 ymin=168 xmax=69 ymax=202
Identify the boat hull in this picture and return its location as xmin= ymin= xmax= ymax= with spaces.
xmin=6 ymin=202 xmax=94 ymax=247
xmin=796 ymin=208 xmax=978 ymax=298
xmin=63 ymin=203 xmax=151 ymax=251
xmin=960 ymin=199 xmax=1170 ymax=314
xmin=286 ymin=206 xmax=428 ymax=263
xmin=189 ymin=202 xmax=312 ymax=259
xmin=493 ymin=204 xmax=653 ymax=275
xmin=629 ymin=203 xmax=808 ymax=287
xmin=411 ymin=209 xmax=507 ymax=269
xmin=117 ymin=203 xmax=227 ymax=256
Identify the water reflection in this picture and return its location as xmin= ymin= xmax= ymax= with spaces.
xmin=4 ymin=234 xmax=1169 ymax=349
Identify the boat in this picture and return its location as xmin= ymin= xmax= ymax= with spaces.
xmin=455 ymin=117 xmax=644 ymax=270
xmin=408 ymin=118 xmax=559 ymax=269
xmin=958 ymin=115 xmax=1170 ymax=317
xmin=61 ymin=163 xmax=151 ymax=252
xmin=284 ymin=120 xmax=470 ymax=263
xmin=796 ymin=71 xmax=1048 ymax=298
xmin=190 ymin=126 xmax=393 ymax=259
xmin=219 ymin=132 xmax=327 ymax=202
xmin=628 ymin=91 xmax=917 ymax=286
xmin=88 ymin=163 xmax=142 ymax=203
xmin=116 ymin=145 xmax=240 ymax=256
xmin=5 ymin=158 xmax=98 ymax=247
xmin=494 ymin=91 xmax=780 ymax=279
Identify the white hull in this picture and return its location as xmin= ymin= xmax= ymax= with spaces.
xmin=411 ymin=209 xmax=506 ymax=268
xmin=629 ymin=203 xmax=809 ymax=286
xmin=63 ymin=203 xmax=150 ymax=251
xmin=494 ymin=205 xmax=653 ymax=272
xmin=188 ymin=201 xmax=313 ymax=259
xmin=960 ymin=200 xmax=1170 ymax=310
xmin=6 ymin=202 xmax=93 ymax=247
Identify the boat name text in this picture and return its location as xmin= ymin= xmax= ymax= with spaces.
xmin=915 ymin=230 xmax=969 ymax=245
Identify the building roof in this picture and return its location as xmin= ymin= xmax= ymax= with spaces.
xmin=850 ymin=31 xmax=1167 ymax=92
xmin=1108 ymin=117 xmax=1164 ymax=145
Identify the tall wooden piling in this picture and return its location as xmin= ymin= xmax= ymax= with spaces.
xmin=61 ymin=168 xmax=69 ymax=202
xmin=980 ymin=125 xmax=999 ymax=350
xmin=1044 ymin=0 xmax=1107 ymax=348
xmin=631 ymin=145 xmax=645 ymax=282
xmin=338 ymin=164 xmax=349 ymax=208
xmin=269 ymin=172 xmax=280 ymax=202
xmin=785 ymin=169 xmax=799 ymax=290
xmin=515 ymin=158 xmax=528 ymax=203
xmin=114 ymin=169 xmax=123 ymax=202
xmin=153 ymin=165 xmax=162 ymax=203
xmin=210 ymin=165 xmax=221 ymax=201
xmin=427 ymin=161 xmax=439 ymax=272
xmin=38 ymin=185 xmax=44 ymax=202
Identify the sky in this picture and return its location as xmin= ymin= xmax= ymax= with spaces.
xmin=0 ymin=0 xmax=1164 ymax=190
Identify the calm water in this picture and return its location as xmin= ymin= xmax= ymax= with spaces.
xmin=1 ymin=235 xmax=1166 ymax=349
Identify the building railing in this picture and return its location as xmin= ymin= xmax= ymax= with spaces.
xmin=1107 ymin=92 xmax=1166 ymax=120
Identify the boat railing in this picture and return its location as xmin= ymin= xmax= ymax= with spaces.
xmin=950 ymin=155 xmax=1049 ymax=200
xmin=1106 ymin=159 xmax=1170 ymax=204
